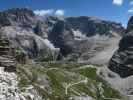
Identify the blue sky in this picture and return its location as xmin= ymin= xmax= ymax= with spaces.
xmin=0 ymin=0 xmax=132 ymax=27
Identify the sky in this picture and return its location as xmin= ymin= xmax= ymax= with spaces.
xmin=0 ymin=0 xmax=132 ymax=27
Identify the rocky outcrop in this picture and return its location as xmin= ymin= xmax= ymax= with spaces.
xmin=0 ymin=67 xmax=43 ymax=100
xmin=108 ymin=16 xmax=133 ymax=78
xmin=0 ymin=67 xmax=21 ymax=100
xmin=0 ymin=35 xmax=17 ymax=72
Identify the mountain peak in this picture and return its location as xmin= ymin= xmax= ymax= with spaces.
xmin=3 ymin=8 xmax=34 ymax=16
xmin=0 ymin=8 xmax=35 ymax=27
xmin=127 ymin=16 xmax=133 ymax=32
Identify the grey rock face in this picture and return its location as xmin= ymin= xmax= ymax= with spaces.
xmin=0 ymin=26 xmax=59 ymax=59
xmin=48 ymin=16 xmax=124 ymax=60
xmin=48 ymin=20 xmax=76 ymax=57
xmin=108 ymin=17 xmax=133 ymax=78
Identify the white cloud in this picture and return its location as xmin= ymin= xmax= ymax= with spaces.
xmin=34 ymin=9 xmax=65 ymax=17
xmin=55 ymin=10 xmax=65 ymax=16
xmin=113 ymin=0 xmax=123 ymax=6
xmin=128 ymin=8 xmax=133 ymax=13
xmin=34 ymin=9 xmax=54 ymax=16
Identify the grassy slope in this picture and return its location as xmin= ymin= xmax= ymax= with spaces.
xmin=17 ymin=62 xmax=124 ymax=100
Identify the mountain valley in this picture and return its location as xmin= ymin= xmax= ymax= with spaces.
xmin=0 ymin=8 xmax=132 ymax=100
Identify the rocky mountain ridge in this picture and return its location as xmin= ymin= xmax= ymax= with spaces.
xmin=0 ymin=8 xmax=36 ymax=27
xmin=0 ymin=8 xmax=125 ymax=63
